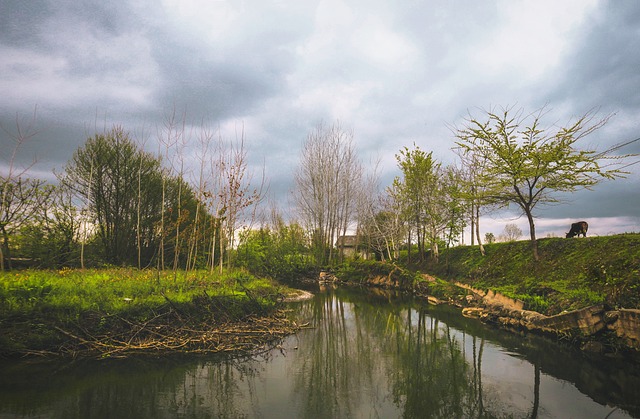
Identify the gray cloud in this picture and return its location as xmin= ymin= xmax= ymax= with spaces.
xmin=550 ymin=2 xmax=640 ymax=111
xmin=1 ymin=0 xmax=639 ymax=233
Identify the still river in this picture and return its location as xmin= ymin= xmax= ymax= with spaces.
xmin=1 ymin=286 xmax=639 ymax=418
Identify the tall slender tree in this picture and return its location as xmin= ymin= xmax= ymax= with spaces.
xmin=0 ymin=108 xmax=44 ymax=270
xmin=293 ymin=121 xmax=362 ymax=266
xmin=391 ymin=145 xmax=440 ymax=262
xmin=218 ymin=129 xmax=264 ymax=270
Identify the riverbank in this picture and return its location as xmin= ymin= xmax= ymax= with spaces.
xmin=329 ymin=246 xmax=640 ymax=360
xmin=417 ymin=234 xmax=640 ymax=358
xmin=418 ymin=233 xmax=640 ymax=314
xmin=0 ymin=268 xmax=301 ymax=359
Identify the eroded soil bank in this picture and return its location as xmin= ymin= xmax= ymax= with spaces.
xmin=322 ymin=267 xmax=640 ymax=360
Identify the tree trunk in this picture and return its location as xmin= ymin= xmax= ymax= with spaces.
xmin=407 ymin=228 xmax=412 ymax=264
xmin=211 ymin=219 xmax=217 ymax=274
xmin=470 ymin=201 xmax=475 ymax=246
xmin=431 ymin=240 xmax=439 ymax=262
xmin=525 ymin=210 xmax=539 ymax=261
xmin=173 ymin=178 xmax=182 ymax=272
xmin=416 ymin=216 xmax=423 ymax=262
xmin=1 ymin=226 xmax=12 ymax=270
xmin=137 ymin=158 xmax=142 ymax=269
xmin=475 ymin=205 xmax=485 ymax=256
xmin=160 ymin=177 xmax=166 ymax=270
xmin=0 ymin=233 xmax=4 ymax=271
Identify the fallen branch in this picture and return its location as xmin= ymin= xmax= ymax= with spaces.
xmin=46 ymin=309 xmax=299 ymax=359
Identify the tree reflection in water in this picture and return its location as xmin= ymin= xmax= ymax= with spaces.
xmin=290 ymin=288 xmax=515 ymax=418
xmin=1 ymin=287 xmax=637 ymax=418
xmin=288 ymin=288 xmax=634 ymax=418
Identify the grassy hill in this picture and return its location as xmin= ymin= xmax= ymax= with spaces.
xmin=416 ymin=233 xmax=640 ymax=315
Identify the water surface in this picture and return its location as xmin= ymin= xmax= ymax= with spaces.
xmin=1 ymin=286 xmax=638 ymax=418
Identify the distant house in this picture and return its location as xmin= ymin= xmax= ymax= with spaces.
xmin=336 ymin=235 xmax=368 ymax=260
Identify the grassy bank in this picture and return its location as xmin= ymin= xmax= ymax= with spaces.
xmin=416 ymin=233 xmax=640 ymax=315
xmin=0 ymin=268 xmax=296 ymax=358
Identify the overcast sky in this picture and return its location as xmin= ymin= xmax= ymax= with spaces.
xmin=1 ymin=0 xmax=639 ymax=239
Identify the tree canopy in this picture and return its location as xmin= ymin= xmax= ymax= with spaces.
xmin=390 ymin=145 xmax=462 ymax=262
xmin=454 ymin=106 xmax=632 ymax=260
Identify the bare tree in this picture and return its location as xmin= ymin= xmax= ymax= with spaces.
xmin=190 ymin=124 xmax=265 ymax=274
xmin=156 ymin=107 xmax=183 ymax=270
xmin=0 ymin=108 xmax=45 ymax=270
xmin=358 ymin=191 xmax=405 ymax=261
xmin=22 ymin=183 xmax=80 ymax=268
xmin=502 ymin=223 xmax=523 ymax=242
xmin=217 ymin=126 xmax=265 ymax=271
xmin=0 ymin=177 xmax=51 ymax=270
xmin=133 ymin=127 xmax=151 ymax=269
xmin=79 ymin=157 xmax=93 ymax=269
xmin=186 ymin=121 xmax=213 ymax=271
xmin=293 ymin=121 xmax=362 ymax=266
xmin=357 ymin=161 xmax=396 ymax=261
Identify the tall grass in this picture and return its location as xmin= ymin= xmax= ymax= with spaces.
xmin=0 ymin=268 xmax=284 ymax=319
xmin=0 ymin=268 xmax=290 ymax=355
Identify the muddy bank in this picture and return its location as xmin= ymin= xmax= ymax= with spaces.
xmin=322 ymin=269 xmax=640 ymax=359
xmin=457 ymin=283 xmax=640 ymax=357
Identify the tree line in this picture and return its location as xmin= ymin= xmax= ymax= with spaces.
xmin=1 ymin=111 xmax=262 ymax=272
xmin=293 ymin=107 xmax=635 ymax=264
xmin=1 ymin=106 xmax=635 ymax=272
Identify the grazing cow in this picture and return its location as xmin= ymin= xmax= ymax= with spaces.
xmin=566 ymin=221 xmax=588 ymax=238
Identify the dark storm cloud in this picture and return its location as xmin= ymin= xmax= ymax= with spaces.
xmin=550 ymin=2 xmax=640 ymax=111
xmin=148 ymin=32 xmax=292 ymax=121
xmin=532 ymin=2 xmax=640 ymax=221
xmin=1 ymin=0 xmax=638 ymax=234
xmin=0 ymin=0 xmax=51 ymax=47
xmin=0 ymin=0 xmax=136 ymax=50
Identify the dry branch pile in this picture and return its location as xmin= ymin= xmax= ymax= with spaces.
xmin=44 ymin=307 xmax=299 ymax=359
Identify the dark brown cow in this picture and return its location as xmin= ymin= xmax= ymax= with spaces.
xmin=566 ymin=221 xmax=588 ymax=238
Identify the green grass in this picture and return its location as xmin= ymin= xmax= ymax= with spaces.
xmin=0 ymin=268 xmax=290 ymax=355
xmin=0 ymin=268 xmax=284 ymax=314
xmin=414 ymin=233 xmax=640 ymax=315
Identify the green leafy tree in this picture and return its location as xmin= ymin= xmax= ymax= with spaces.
xmin=484 ymin=232 xmax=495 ymax=244
xmin=441 ymin=165 xmax=467 ymax=249
xmin=455 ymin=106 xmax=634 ymax=260
xmin=62 ymin=127 xmax=166 ymax=266
xmin=391 ymin=145 xmax=446 ymax=262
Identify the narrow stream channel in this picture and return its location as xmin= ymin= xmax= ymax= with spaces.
xmin=1 ymin=286 xmax=638 ymax=418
